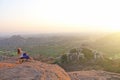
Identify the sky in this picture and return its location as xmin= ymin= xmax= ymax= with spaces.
xmin=0 ymin=0 xmax=120 ymax=35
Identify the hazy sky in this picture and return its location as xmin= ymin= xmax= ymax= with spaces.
xmin=0 ymin=0 xmax=120 ymax=34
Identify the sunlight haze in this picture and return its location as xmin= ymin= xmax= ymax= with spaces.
xmin=0 ymin=0 xmax=120 ymax=34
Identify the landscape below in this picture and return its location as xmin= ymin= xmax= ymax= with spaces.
xmin=0 ymin=33 xmax=120 ymax=79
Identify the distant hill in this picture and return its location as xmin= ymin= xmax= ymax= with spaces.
xmin=0 ymin=34 xmax=95 ymax=57
xmin=0 ymin=33 xmax=113 ymax=57
xmin=56 ymin=48 xmax=120 ymax=73
xmin=0 ymin=35 xmax=26 ymax=49
xmin=56 ymin=48 xmax=104 ymax=71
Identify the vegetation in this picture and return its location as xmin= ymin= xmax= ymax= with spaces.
xmin=0 ymin=33 xmax=120 ymax=73
xmin=0 ymin=50 xmax=17 ymax=57
xmin=81 ymin=48 xmax=94 ymax=60
xmin=0 ymin=34 xmax=93 ymax=57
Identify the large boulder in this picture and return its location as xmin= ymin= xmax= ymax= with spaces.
xmin=0 ymin=61 xmax=71 ymax=80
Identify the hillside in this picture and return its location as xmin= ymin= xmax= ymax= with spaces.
xmin=56 ymin=48 xmax=120 ymax=73
xmin=57 ymin=48 xmax=104 ymax=71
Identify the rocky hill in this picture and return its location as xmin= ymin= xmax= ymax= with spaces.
xmin=0 ymin=61 xmax=70 ymax=80
xmin=0 ymin=59 xmax=120 ymax=80
xmin=68 ymin=70 xmax=120 ymax=80
xmin=57 ymin=48 xmax=104 ymax=71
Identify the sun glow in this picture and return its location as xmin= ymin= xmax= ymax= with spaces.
xmin=0 ymin=0 xmax=120 ymax=34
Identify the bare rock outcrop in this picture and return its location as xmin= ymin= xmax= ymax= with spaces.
xmin=0 ymin=61 xmax=70 ymax=80
xmin=68 ymin=70 xmax=120 ymax=80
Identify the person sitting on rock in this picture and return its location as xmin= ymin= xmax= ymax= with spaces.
xmin=17 ymin=48 xmax=33 ymax=63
